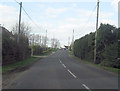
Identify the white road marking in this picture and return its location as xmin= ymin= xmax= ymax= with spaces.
xmin=60 ymin=61 xmax=62 ymax=63
xmin=59 ymin=59 xmax=62 ymax=64
xmin=59 ymin=59 xmax=66 ymax=68
xmin=82 ymin=84 xmax=90 ymax=90
xmin=67 ymin=69 xmax=77 ymax=78
xmin=59 ymin=59 xmax=90 ymax=90
xmin=62 ymin=64 xmax=66 ymax=68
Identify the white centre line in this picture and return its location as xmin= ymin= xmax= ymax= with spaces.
xmin=59 ymin=59 xmax=90 ymax=90
xmin=59 ymin=59 xmax=62 ymax=63
xmin=62 ymin=64 xmax=66 ymax=68
xmin=59 ymin=59 xmax=66 ymax=68
xmin=67 ymin=69 xmax=77 ymax=78
xmin=82 ymin=84 xmax=90 ymax=90
xmin=60 ymin=61 xmax=62 ymax=63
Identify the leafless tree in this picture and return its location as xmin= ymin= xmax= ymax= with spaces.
xmin=51 ymin=38 xmax=60 ymax=48
xmin=12 ymin=22 xmax=31 ymax=37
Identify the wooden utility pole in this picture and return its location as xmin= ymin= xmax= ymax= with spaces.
xmin=39 ymin=35 xmax=41 ymax=45
xmin=71 ymin=29 xmax=74 ymax=50
xmin=72 ymin=29 xmax=74 ymax=44
xmin=18 ymin=2 xmax=22 ymax=43
xmin=94 ymin=0 xmax=99 ymax=63
xmin=45 ymin=30 xmax=47 ymax=47
xmin=68 ymin=37 xmax=70 ymax=49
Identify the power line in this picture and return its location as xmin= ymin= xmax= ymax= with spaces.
xmin=22 ymin=6 xmax=42 ymax=30
xmin=80 ymin=5 xmax=97 ymax=32
xmin=14 ymin=0 xmax=19 ymax=4
xmin=14 ymin=0 xmax=45 ymax=31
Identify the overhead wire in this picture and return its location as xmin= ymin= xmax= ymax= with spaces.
xmin=14 ymin=0 xmax=19 ymax=4
xmin=14 ymin=0 xmax=46 ymax=32
xmin=80 ymin=5 xmax=97 ymax=32
xmin=14 ymin=0 xmax=97 ymax=37
xmin=22 ymin=6 xmax=42 ymax=30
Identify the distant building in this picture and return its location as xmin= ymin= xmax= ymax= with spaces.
xmin=118 ymin=1 xmax=120 ymax=27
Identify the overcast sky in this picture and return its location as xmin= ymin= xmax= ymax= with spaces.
xmin=0 ymin=0 xmax=119 ymax=47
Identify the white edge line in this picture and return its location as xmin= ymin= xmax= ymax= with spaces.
xmin=82 ymin=84 xmax=90 ymax=90
xmin=67 ymin=69 xmax=77 ymax=78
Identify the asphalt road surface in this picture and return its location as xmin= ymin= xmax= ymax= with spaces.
xmin=5 ymin=50 xmax=118 ymax=90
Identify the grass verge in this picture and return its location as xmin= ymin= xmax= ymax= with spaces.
xmin=36 ymin=48 xmax=58 ymax=56
xmin=0 ymin=66 xmax=2 ymax=74
xmin=69 ymin=51 xmax=120 ymax=74
xmin=2 ymin=49 xmax=58 ymax=74
xmin=69 ymin=51 xmax=73 ymax=55
xmin=2 ymin=57 xmax=40 ymax=74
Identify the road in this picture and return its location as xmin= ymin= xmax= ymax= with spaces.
xmin=5 ymin=50 xmax=118 ymax=90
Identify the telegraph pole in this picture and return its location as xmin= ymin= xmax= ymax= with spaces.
xmin=71 ymin=29 xmax=74 ymax=50
xmin=52 ymin=35 xmax=55 ymax=48
xmin=45 ymin=30 xmax=47 ymax=48
xmin=68 ymin=37 xmax=70 ymax=49
xmin=17 ymin=2 xmax=22 ymax=43
xmin=39 ymin=35 xmax=41 ymax=46
xmin=72 ymin=29 xmax=74 ymax=43
xmin=94 ymin=0 xmax=99 ymax=63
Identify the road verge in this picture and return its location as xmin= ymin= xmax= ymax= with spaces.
xmin=69 ymin=51 xmax=120 ymax=74
xmin=2 ymin=57 xmax=40 ymax=74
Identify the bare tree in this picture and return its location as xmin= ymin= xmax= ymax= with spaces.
xmin=12 ymin=22 xmax=31 ymax=37
xmin=51 ymin=38 xmax=60 ymax=48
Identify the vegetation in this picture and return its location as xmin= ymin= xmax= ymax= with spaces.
xmin=2 ymin=23 xmax=31 ymax=65
xmin=32 ymin=47 xmax=57 ymax=56
xmin=73 ymin=23 xmax=120 ymax=69
xmin=30 ymin=44 xmax=58 ymax=56
xmin=38 ymin=48 xmax=58 ymax=56
xmin=2 ymin=57 xmax=39 ymax=74
xmin=2 ymin=48 xmax=58 ymax=74
xmin=70 ymin=54 xmax=120 ymax=74
xmin=2 ymin=22 xmax=59 ymax=72
xmin=32 ymin=45 xmax=46 ymax=55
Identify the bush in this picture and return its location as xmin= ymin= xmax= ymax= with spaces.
xmin=73 ymin=23 xmax=119 ymax=69
xmin=33 ymin=45 xmax=44 ymax=55
xmin=2 ymin=27 xmax=31 ymax=65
